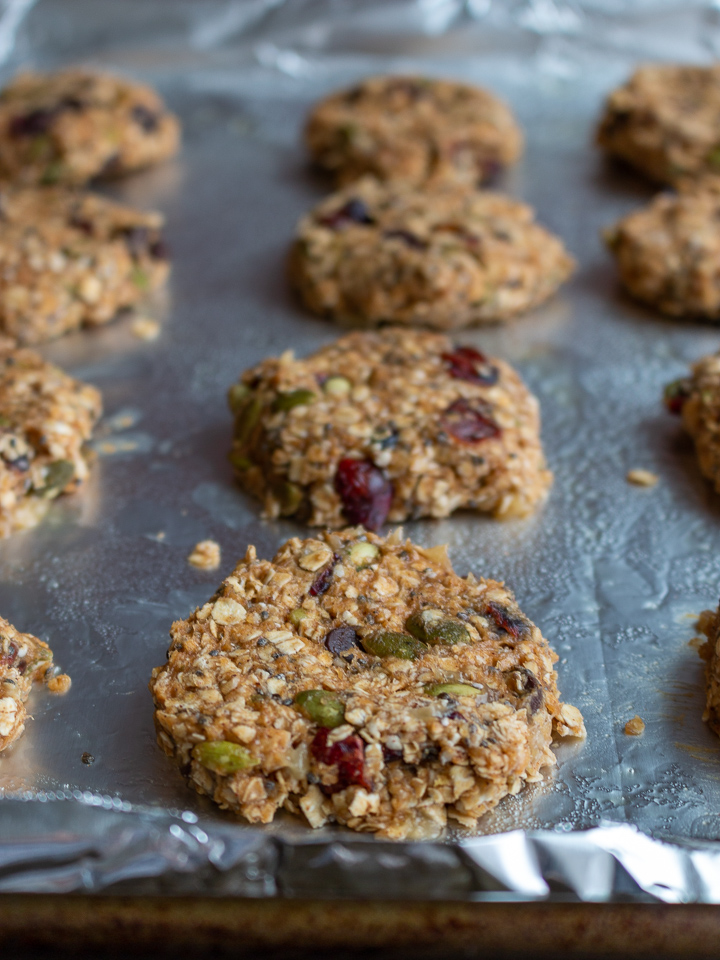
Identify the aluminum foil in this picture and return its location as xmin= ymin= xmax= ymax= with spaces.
xmin=3 ymin=0 xmax=720 ymax=901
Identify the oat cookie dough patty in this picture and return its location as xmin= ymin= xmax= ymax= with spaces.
xmin=150 ymin=529 xmax=585 ymax=839
xmin=305 ymin=75 xmax=523 ymax=188
xmin=0 ymin=68 xmax=180 ymax=186
xmin=0 ymin=618 xmax=63 ymax=752
xmin=597 ymin=64 xmax=720 ymax=185
xmin=290 ymin=178 xmax=575 ymax=329
xmin=664 ymin=350 xmax=720 ymax=492
xmin=604 ymin=187 xmax=720 ymax=318
xmin=0 ymin=336 xmax=101 ymax=538
xmin=229 ymin=328 xmax=552 ymax=529
xmin=698 ymin=607 xmax=720 ymax=736
xmin=0 ymin=187 xmax=169 ymax=344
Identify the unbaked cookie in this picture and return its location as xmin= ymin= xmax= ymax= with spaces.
xmin=150 ymin=528 xmax=585 ymax=839
xmin=0 ymin=187 xmax=169 ymax=344
xmin=0 ymin=336 xmax=101 ymax=537
xmin=290 ymin=178 xmax=574 ymax=329
xmin=698 ymin=607 xmax=720 ymax=736
xmin=228 ymin=328 xmax=552 ymax=528
xmin=0 ymin=618 xmax=67 ymax=752
xmin=305 ymin=75 xmax=522 ymax=188
xmin=664 ymin=350 xmax=720 ymax=493
xmin=597 ymin=64 xmax=720 ymax=185
xmin=0 ymin=68 xmax=180 ymax=186
xmin=605 ymin=187 xmax=720 ymax=318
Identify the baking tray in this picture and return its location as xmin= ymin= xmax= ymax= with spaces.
xmin=4 ymin=0 xmax=720 ymax=914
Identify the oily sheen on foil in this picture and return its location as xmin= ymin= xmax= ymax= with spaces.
xmin=3 ymin=0 xmax=720 ymax=900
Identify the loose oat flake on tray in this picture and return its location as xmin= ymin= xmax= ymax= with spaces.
xmin=150 ymin=528 xmax=585 ymax=840
xmin=228 ymin=328 xmax=552 ymax=529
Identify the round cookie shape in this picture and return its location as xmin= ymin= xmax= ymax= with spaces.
xmin=0 ymin=336 xmax=101 ymax=538
xmin=0 ymin=617 xmax=62 ymax=752
xmin=290 ymin=177 xmax=575 ymax=329
xmin=0 ymin=69 xmax=180 ymax=186
xmin=604 ymin=186 xmax=720 ymax=318
xmin=0 ymin=187 xmax=169 ymax=344
xmin=305 ymin=74 xmax=523 ymax=187
xmin=665 ymin=351 xmax=720 ymax=493
xmin=228 ymin=328 xmax=552 ymax=527
xmin=150 ymin=528 xmax=585 ymax=839
xmin=597 ymin=64 xmax=720 ymax=185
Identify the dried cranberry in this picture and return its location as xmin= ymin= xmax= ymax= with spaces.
xmin=318 ymin=198 xmax=375 ymax=229
xmin=441 ymin=398 xmax=500 ymax=444
xmin=486 ymin=602 xmax=530 ymax=641
xmin=9 ymin=108 xmax=57 ymax=137
xmin=382 ymin=744 xmax=403 ymax=763
xmin=309 ymin=553 xmax=339 ymax=597
xmin=383 ymin=229 xmax=426 ymax=250
xmin=664 ymin=378 xmax=691 ymax=415
xmin=16 ymin=659 xmax=27 ymax=675
xmin=334 ymin=459 xmax=392 ymax=531
xmin=442 ymin=346 xmax=499 ymax=386
xmin=311 ymin=727 xmax=371 ymax=793
xmin=325 ymin=626 xmax=358 ymax=655
xmin=447 ymin=710 xmax=465 ymax=721
xmin=0 ymin=641 xmax=18 ymax=667
xmin=132 ymin=104 xmax=160 ymax=132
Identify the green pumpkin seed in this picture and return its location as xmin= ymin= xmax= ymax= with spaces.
xmin=405 ymin=609 xmax=470 ymax=646
xmin=235 ymin=396 xmax=262 ymax=445
xmin=425 ymin=682 xmax=483 ymax=698
xmin=36 ymin=459 xmax=75 ymax=498
xmin=275 ymin=480 xmax=303 ymax=516
xmin=131 ymin=266 xmax=150 ymax=290
xmin=361 ymin=631 xmax=427 ymax=661
xmin=289 ymin=608 xmax=307 ymax=625
xmin=294 ymin=689 xmax=345 ymax=728
xmin=323 ymin=375 xmax=352 ymax=398
xmin=274 ymin=389 xmax=315 ymax=412
xmin=193 ymin=740 xmax=257 ymax=775
xmin=345 ymin=541 xmax=379 ymax=568
xmin=227 ymin=382 xmax=250 ymax=413
xmin=709 ymin=146 xmax=720 ymax=169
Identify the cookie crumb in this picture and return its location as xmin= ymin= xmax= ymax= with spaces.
xmin=624 ymin=715 xmax=645 ymax=736
xmin=47 ymin=673 xmax=72 ymax=694
xmin=131 ymin=316 xmax=161 ymax=341
xmin=81 ymin=751 xmax=95 ymax=765
xmin=627 ymin=468 xmax=658 ymax=487
xmin=188 ymin=539 xmax=221 ymax=570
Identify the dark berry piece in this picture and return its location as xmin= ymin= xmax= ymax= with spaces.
xmin=121 ymin=226 xmax=149 ymax=258
xmin=319 ymin=198 xmax=375 ymax=229
xmin=16 ymin=659 xmax=27 ymax=674
xmin=325 ymin=626 xmax=358 ymax=655
xmin=132 ymin=104 xmax=160 ymax=132
xmin=383 ymin=229 xmax=426 ymax=250
xmin=334 ymin=458 xmax=392 ymax=531
xmin=5 ymin=454 xmax=29 ymax=473
xmin=9 ymin=108 xmax=57 ymax=137
xmin=69 ymin=215 xmax=94 ymax=236
xmin=486 ymin=601 xmax=530 ymax=641
xmin=309 ymin=553 xmax=339 ymax=597
xmin=0 ymin=641 xmax=18 ymax=667
xmin=442 ymin=346 xmax=499 ymax=386
xmin=441 ymin=398 xmax=500 ymax=444
xmin=664 ymin=378 xmax=692 ymax=415
xmin=311 ymin=727 xmax=371 ymax=793
xmin=149 ymin=238 xmax=169 ymax=260
xmin=382 ymin=744 xmax=403 ymax=763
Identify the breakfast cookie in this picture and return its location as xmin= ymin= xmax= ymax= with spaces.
xmin=664 ymin=350 xmax=720 ymax=493
xmin=305 ymin=75 xmax=522 ymax=187
xmin=150 ymin=528 xmax=585 ymax=839
xmin=597 ymin=64 xmax=720 ymax=185
xmin=0 ymin=187 xmax=168 ymax=344
xmin=228 ymin=328 xmax=552 ymax=528
xmin=697 ymin=606 xmax=720 ymax=735
xmin=0 ymin=618 xmax=66 ymax=752
xmin=604 ymin=186 xmax=720 ymax=318
xmin=0 ymin=68 xmax=179 ymax=186
xmin=0 ymin=336 xmax=101 ymax=537
xmin=289 ymin=178 xmax=574 ymax=329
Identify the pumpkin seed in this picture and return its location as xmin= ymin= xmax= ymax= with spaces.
xmin=36 ymin=459 xmax=74 ymax=497
xmin=361 ymin=631 xmax=426 ymax=660
xmin=323 ymin=375 xmax=352 ymax=397
xmin=405 ymin=609 xmax=470 ymax=646
xmin=294 ymin=689 xmax=345 ymax=728
xmin=425 ymin=682 xmax=482 ymax=698
xmin=227 ymin=383 xmax=250 ymax=413
xmin=274 ymin=389 xmax=315 ymax=412
xmin=345 ymin=540 xmax=379 ymax=568
xmin=193 ymin=740 xmax=257 ymax=775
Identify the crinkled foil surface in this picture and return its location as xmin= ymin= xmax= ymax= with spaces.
xmin=3 ymin=0 xmax=720 ymax=901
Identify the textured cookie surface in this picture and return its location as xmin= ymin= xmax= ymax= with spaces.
xmin=0 ymin=337 xmax=101 ymax=538
xmin=665 ymin=350 xmax=720 ymax=491
xmin=605 ymin=187 xmax=720 ymax=318
xmin=290 ymin=178 xmax=574 ymax=329
xmin=597 ymin=64 xmax=720 ymax=184
xmin=697 ymin=607 xmax=720 ymax=736
xmin=150 ymin=528 xmax=585 ymax=839
xmin=0 ymin=68 xmax=179 ymax=186
xmin=229 ymin=328 xmax=552 ymax=529
xmin=305 ymin=75 xmax=522 ymax=187
xmin=0 ymin=187 xmax=168 ymax=344
xmin=0 ymin=617 xmax=56 ymax=752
